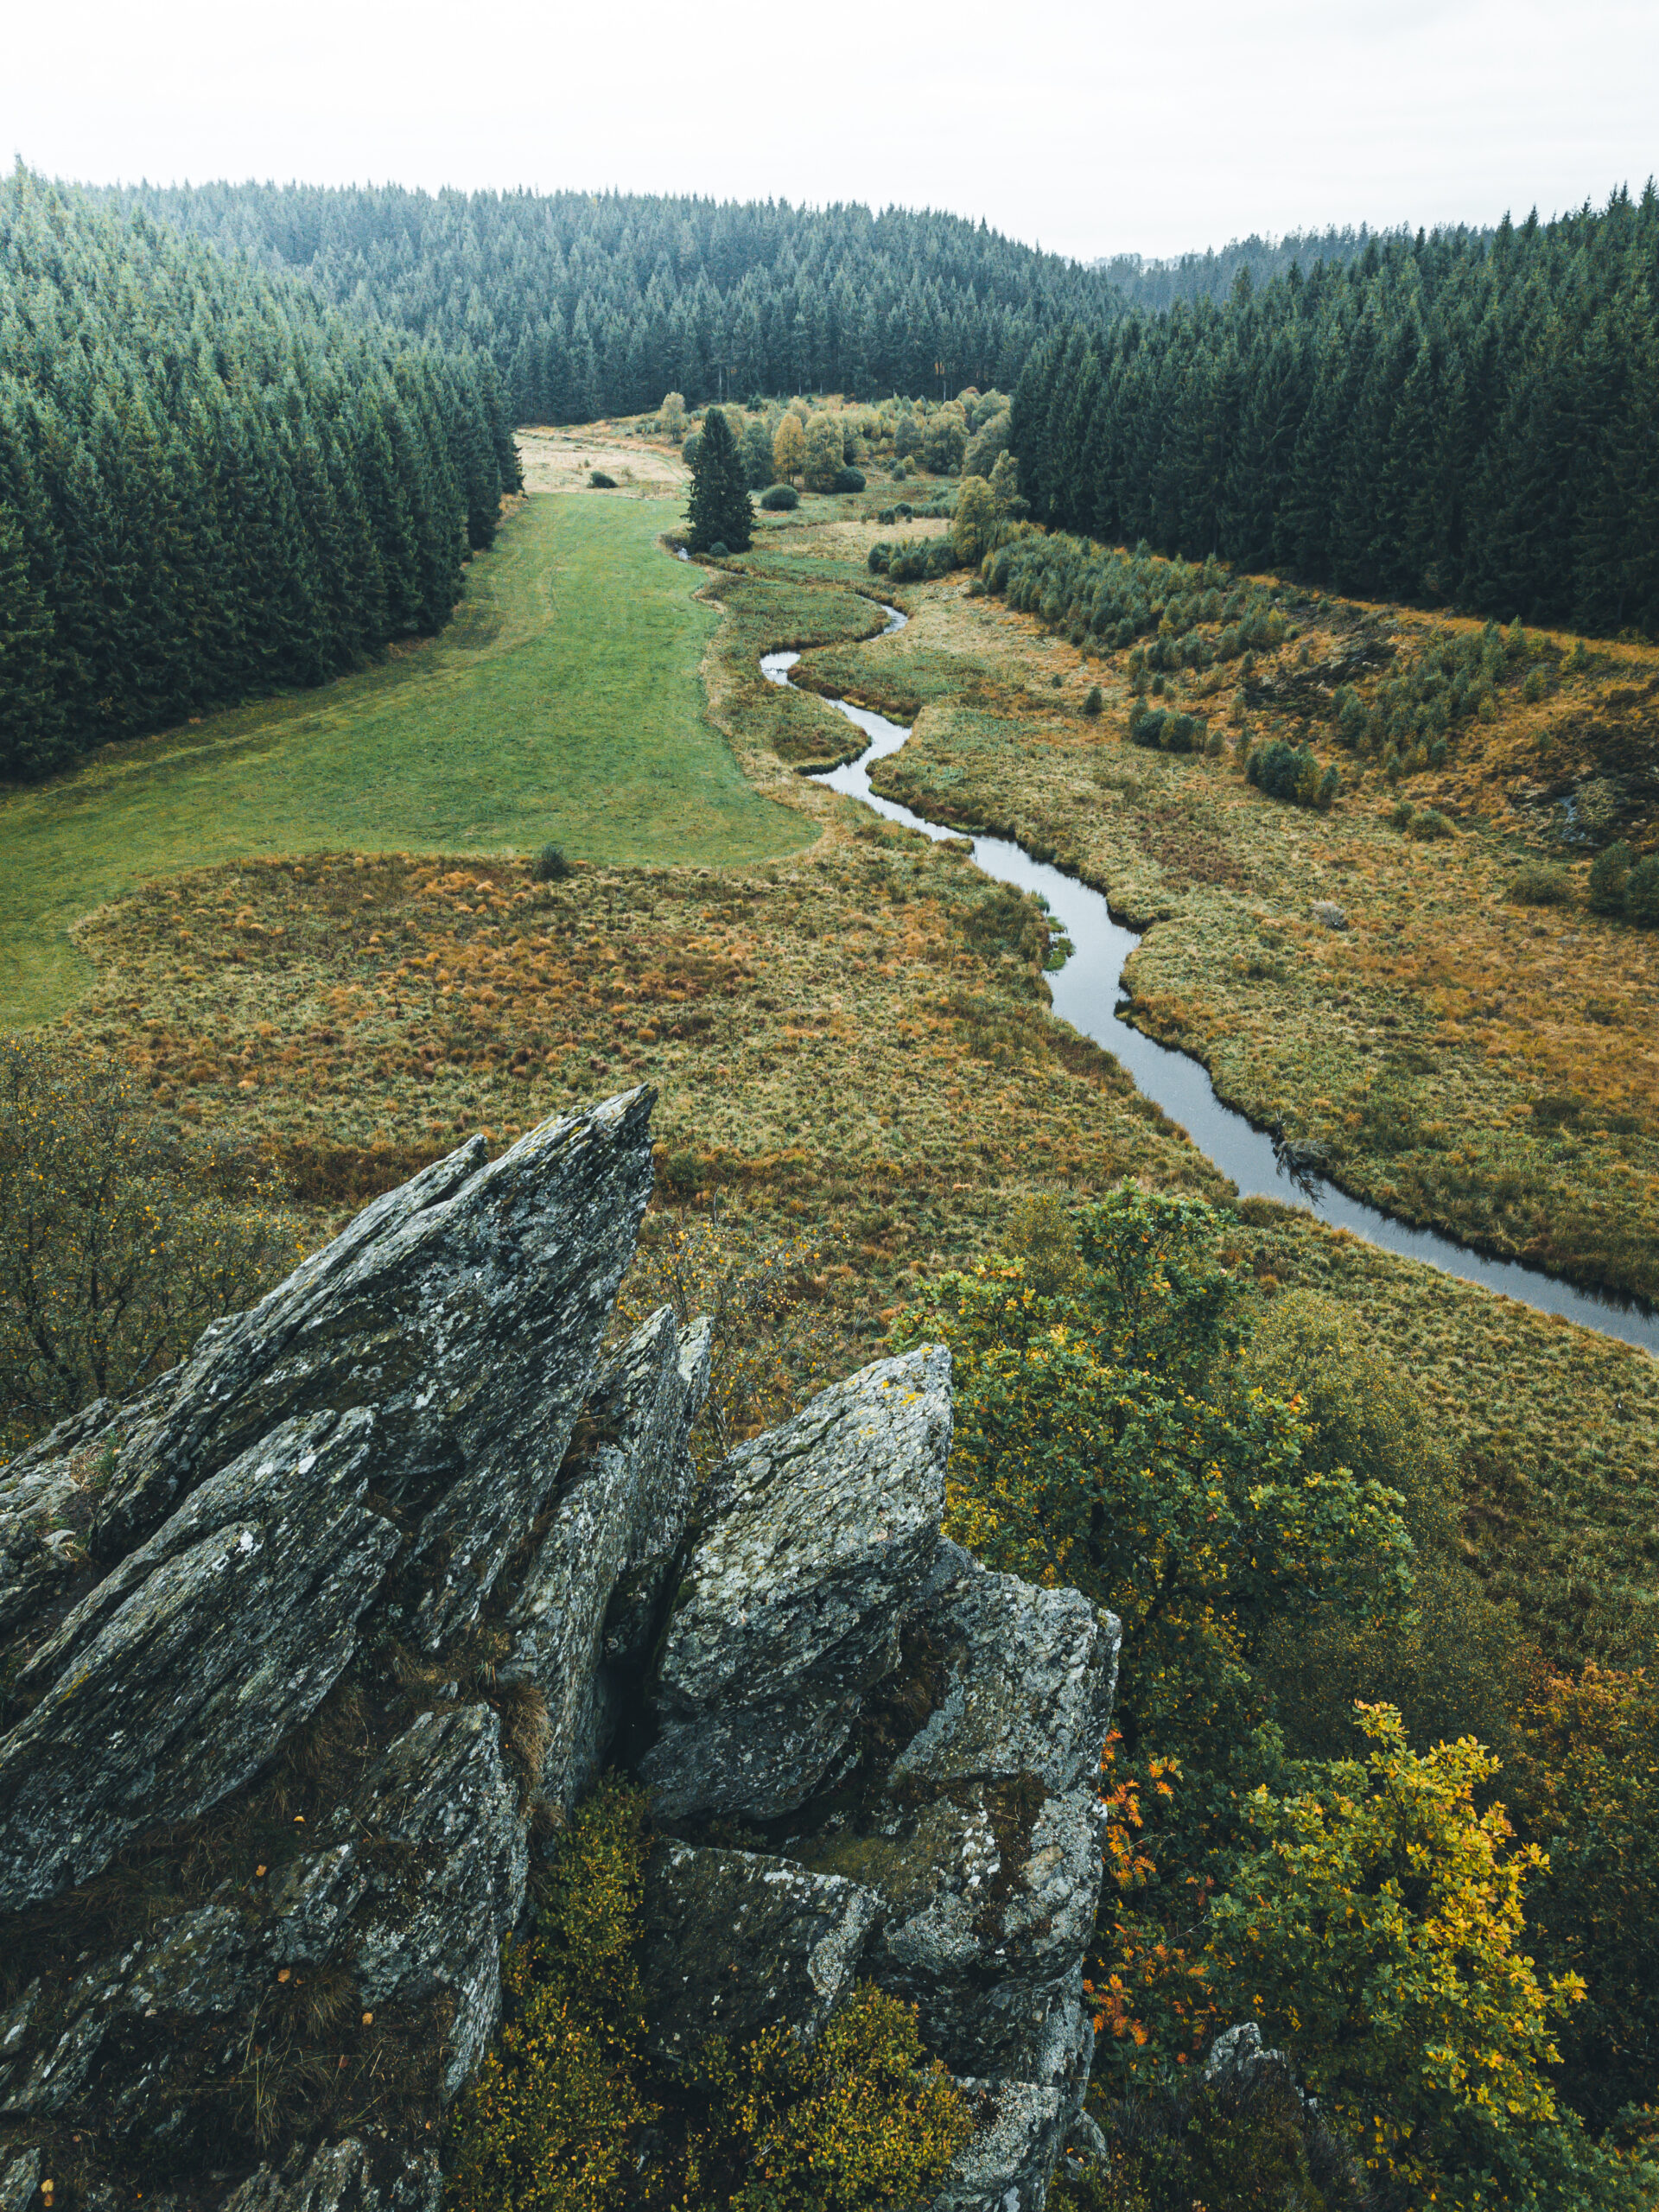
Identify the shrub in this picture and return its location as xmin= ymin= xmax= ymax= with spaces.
xmin=1083 ymin=685 xmax=1103 ymax=717
xmin=1247 ymin=743 xmax=1327 ymax=804
xmin=0 ymin=1037 xmax=302 ymax=1451
xmin=446 ymin=1778 xmax=654 ymax=2212
xmin=831 ymin=466 xmax=866 ymax=493
xmin=1508 ymin=861 xmax=1573 ymax=906
xmin=533 ymin=842 xmax=574 ymax=881
xmin=1407 ymin=805 xmax=1455 ymax=841
xmin=1628 ymin=853 xmax=1659 ymax=927
xmin=760 ymin=483 xmax=799 ymax=511
xmin=1587 ymin=837 xmax=1633 ymax=914
xmin=681 ymin=430 xmax=702 ymax=470
xmin=588 ymin=469 xmax=617 ymax=488
xmin=680 ymin=1985 xmax=973 ymax=2209
xmin=708 ymin=542 xmax=729 ymax=561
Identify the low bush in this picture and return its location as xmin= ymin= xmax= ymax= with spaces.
xmin=1508 ymin=862 xmax=1573 ymax=906
xmin=868 ymin=535 xmax=960 ymax=583
xmin=1589 ymin=838 xmax=1633 ymax=913
xmin=708 ymin=542 xmax=729 ymax=561
xmin=1627 ymin=852 xmax=1659 ymax=927
xmin=832 ymin=467 xmax=866 ymax=493
xmin=1407 ymin=804 xmax=1455 ymax=841
xmin=1083 ymin=685 xmax=1103 ymax=717
xmin=760 ymin=484 xmax=799 ymax=511
xmin=533 ymin=842 xmax=575 ymax=882
xmin=1244 ymin=738 xmax=1338 ymax=809
xmin=588 ymin=470 xmax=617 ymax=488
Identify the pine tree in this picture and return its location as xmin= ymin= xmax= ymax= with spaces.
xmin=684 ymin=406 xmax=753 ymax=554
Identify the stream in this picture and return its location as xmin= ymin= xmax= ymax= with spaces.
xmin=762 ymin=604 xmax=1659 ymax=1355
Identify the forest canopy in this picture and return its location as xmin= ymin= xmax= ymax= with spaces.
xmin=90 ymin=181 xmax=1130 ymax=424
xmin=0 ymin=169 xmax=519 ymax=781
xmin=1010 ymin=185 xmax=1659 ymax=638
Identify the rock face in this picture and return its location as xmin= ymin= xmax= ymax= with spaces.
xmin=639 ymin=1346 xmax=953 ymax=1820
xmin=0 ymin=1090 xmax=1118 ymax=2212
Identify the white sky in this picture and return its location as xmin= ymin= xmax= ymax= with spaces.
xmin=6 ymin=0 xmax=1656 ymax=264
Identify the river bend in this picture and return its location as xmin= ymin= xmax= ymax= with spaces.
xmin=762 ymin=604 xmax=1658 ymax=1356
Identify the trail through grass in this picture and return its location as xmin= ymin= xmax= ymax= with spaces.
xmin=0 ymin=493 xmax=810 ymax=1028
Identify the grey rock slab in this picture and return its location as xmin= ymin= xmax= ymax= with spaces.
xmin=639 ymin=1345 xmax=950 ymax=1819
xmin=892 ymin=1568 xmax=1121 ymax=1796
xmin=270 ymin=1704 xmax=528 ymax=2099
xmin=0 ymin=1408 xmax=397 ymax=1911
xmin=0 ymin=2149 xmax=41 ymax=2212
xmin=87 ymin=1091 xmax=658 ymax=1650
xmin=812 ymin=1784 xmax=1103 ymax=2086
xmin=928 ymin=2079 xmax=1069 ymax=2212
xmin=220 ymin=2141 xmax=441 ymax=2212
xmin=1311 ymin=899 xmax=1348 ymax=929
xmin=503 ymin=1302 xmax=709 ymax=1807
xmin=640 ymin=1843 xmax=880 ymax=2063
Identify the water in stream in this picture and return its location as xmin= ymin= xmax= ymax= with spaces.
xmin=762 ymin=607 xmax=1658 ymax=1355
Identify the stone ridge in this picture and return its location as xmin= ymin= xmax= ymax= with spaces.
xmin=0 ymin=1096 xmax=1118 ymax=2212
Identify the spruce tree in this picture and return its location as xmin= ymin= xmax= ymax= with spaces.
xmin=684 ymin=406 xmax=753 ymax=554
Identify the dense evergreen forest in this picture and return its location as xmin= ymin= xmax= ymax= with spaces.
xmin=1012 ymin=187 xmax=1659 ymax=636
xmin=1098 ymin=223 xmax=1491 ymax=310
xmin=95 ymin=182 xmax=1128 ymax=423
xmin=0 ymin=170 xmax=519 ymax=782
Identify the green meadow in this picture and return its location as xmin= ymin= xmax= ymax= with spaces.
xmin=0 ymin=493 xmax=811 ymax=1028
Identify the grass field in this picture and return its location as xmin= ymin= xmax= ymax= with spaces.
xmin=0 ymin=493 xmax=810 ymax=1029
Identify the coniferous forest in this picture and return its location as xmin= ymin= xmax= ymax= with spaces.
xmin=94 ymin=181 xmax=1127 ymax=423
xmin=0 ymin=170 xmax=519 ymax=781
xmin=1011 ymin=188 xmax=1659 ymax=635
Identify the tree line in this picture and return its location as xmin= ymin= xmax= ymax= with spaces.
xmin=1012 ymin=185 xmax=1659 ymax=637
xmin=0 ymin=169 xmax=519 ymax=781
xmin=92 ymin=181 xmax=1128 ymax=426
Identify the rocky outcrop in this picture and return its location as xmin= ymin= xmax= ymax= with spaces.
xmin=640 ymin=1845 xmax=880 ymax=2062
xmin=0 ymin=1090 xmax=1118 ymax=2212
xmin=638 ymin=1390 xmax=1120 ymax=2212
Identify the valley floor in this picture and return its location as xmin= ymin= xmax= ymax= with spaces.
xmin=11 ymin=429 xmax=1659 ymax=1669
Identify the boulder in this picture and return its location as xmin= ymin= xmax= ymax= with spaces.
xmin=1311 ymin=899 xmax=1347 ymax=930
xmin=928 ymin=2079 xmax=1071 ymax=2212
xmin=640 ymin=1843 xmax=880 ymax=2063
xmin=639 ymin=1345 xmax=951 ymax=1819
xmin=217 ymin=2140 xmax=440 ymax=2212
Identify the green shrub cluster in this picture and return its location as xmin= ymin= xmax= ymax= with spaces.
xmin=1588 ymin=839 xmax=1659 ymax=926
xmin=1508 ymin=861 xmax=1574 ymax=906
xmin=1128 ymin=697 xmax=1207 ymax=754
xmin=868 ymin=536 xmax=962 ymax=582
xmin=977 ymin=532 xmax=1282 ymax=658
xmin=1330 ymin=618 xmax=1543 ymax=778
xmin=1247 ymin=737 xmax=1338 ymax=809
xmin=760 ymin=483 xmax=799 ymax=511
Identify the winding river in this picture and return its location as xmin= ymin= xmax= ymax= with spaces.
xmin=762 ymin=604 xmax=1659 ymax=1356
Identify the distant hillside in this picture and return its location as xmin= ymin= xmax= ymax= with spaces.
xmin=1096 ymin=224 xmax=1493 ymax=310
xmin=91 ymin=183 xmax=1129 ymax=424
xmin=0 ymin=172 xmax=518 ymax=780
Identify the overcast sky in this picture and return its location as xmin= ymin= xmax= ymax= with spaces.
xmin=7 ymin=0 xmax=1655 ymax=264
